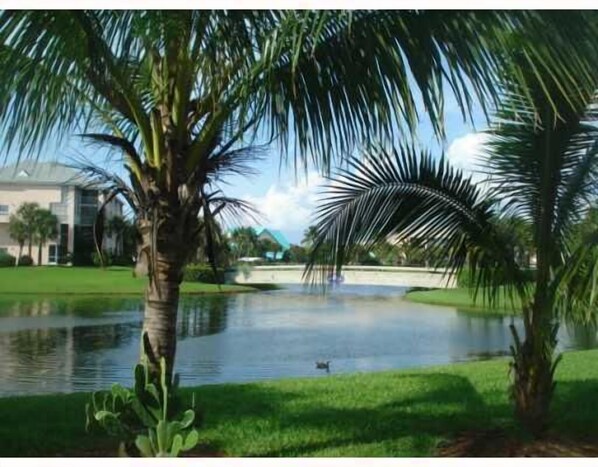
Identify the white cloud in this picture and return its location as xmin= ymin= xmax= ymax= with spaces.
xmin=240 ymin=171 xmax=325 ymax=242
xmin=446 ymin=132 xmax=488 ymax=175
xmin=238 ymin=133 xmax=491 ymax=242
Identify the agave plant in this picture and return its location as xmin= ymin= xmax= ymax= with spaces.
xmin=307 ymin=74 xmax=598 ymax=434
xmin=1 ymin=10 xmax=597 ymax=383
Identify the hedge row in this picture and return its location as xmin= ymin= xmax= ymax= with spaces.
xmin=183 ymin=264 xmax=225 ymax=284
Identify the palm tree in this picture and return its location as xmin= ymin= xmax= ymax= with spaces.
xmin=1 ymin=11 xmax=597 ymax=381
xmin=258 ymin=237 xmax=279 ymax=260
xmin=307 ymin=71 xmax=598 ymax=434
xmin=33 ymin=209 xmax=59 ymax=266
xmin=195 ymin=216 xmax=234 ymax=268
xmin=230 ymin=227 xmax=259 ymax=258
xmin=8 ymin=215 xmax=27 ymax=265
xmin=302 ymin=226 xmax=319 ymax=249
xmin=15 ymin=202 xmax=40 ymax=258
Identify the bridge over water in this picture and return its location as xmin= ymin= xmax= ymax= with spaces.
xmin=228 ymin=265 xmax=456 ymax=289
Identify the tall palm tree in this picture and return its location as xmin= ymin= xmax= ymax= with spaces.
xmin=33 ymin=209 xmax=59 ymax=266
xmin=307 ymin=73 xmax=598 ymax=434
xmin=8 ymin=215 xmax=27 ymax=265
xmin=1 ymin=11 xmax=597 ymax=381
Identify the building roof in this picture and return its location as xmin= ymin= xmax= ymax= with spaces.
xmin=253 ymin=227 xmax=291 ymax=250
xmin=0 ymin=161 xmax=87 ymax=186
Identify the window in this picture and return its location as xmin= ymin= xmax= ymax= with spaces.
xmin=80 ymin=189 xmax=98 ymax=205
xmin=48 ymin=245 xmax=58 ymax=264
xmin=79 ymin=206 xmax=98 ymax=226
xmin=0 ymin=205 xmax=8 ymax=215
xmin=77 ymin=189 xmax=99 ymax=225
xmin=59 ymin=224 xmax=69 ymax=259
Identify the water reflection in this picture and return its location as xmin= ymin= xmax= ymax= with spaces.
xmin=563 ymin=321 xmax=598 ymax=350
xmin=0 ymin=286 xmax=597 ymax=396
xmin=179 ymin=296 xmax=229 ymax=339
xmin=0 ymin=296 xmax=142 ymax=318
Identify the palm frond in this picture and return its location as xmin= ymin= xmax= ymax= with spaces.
xmin=555 ymin=229 xmax=598 ymax=324
xmin=306 ymin=144 xmax=528 ymax=308
xmin=2 ymin=11 xmax=598 ymax=172
xmin=484 ymin=70 xmax=598 ymax=293
xmin=205 ymin=192 xmax=262 ymax=229
xmin=68 ymin=158 xmax=141 ymax=212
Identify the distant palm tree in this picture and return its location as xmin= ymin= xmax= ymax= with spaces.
xmin=308 ymin=74 xmax=598 ymax=434
xmin=33 ymin=209 xmax=59 ymax=266
xmin=15 ymin=202 xmax=40 ymax=257
xmin=230 ymin=227 xmax=259 ymax=258
xmin=1 ymin=11 xmax=597 ymax=380
xmin=8 ymin=215 xmax=27 ymax=265
xmin=302 ymin=226 xmax=319 ymax=249
xmin=258 ymin=237 xmax=279 ymax=260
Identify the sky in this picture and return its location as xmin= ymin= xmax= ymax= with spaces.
xmin=220 ymin=97 xmax=489 ymax=244
xmin=2 ymin=91 xmax=490 ymax=245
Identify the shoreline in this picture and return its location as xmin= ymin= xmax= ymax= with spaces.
xmin=404 ymin=287 xmax=521 ymax=315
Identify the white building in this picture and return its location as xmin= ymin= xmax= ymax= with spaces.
xmin=0 ymin=161 xmax=123 ymax=265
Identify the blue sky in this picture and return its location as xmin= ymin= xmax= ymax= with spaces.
xmin=2 ymin=92 xmax=488 ymax=245
xmin=219 ymin=97 xmax=488 ymax=244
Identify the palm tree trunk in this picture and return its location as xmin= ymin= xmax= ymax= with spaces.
xmin=16 ymin=243 xmax=23 ymax=266
xmin=142 ymin=262 xmax=181 ymax=385
xmin=511 ymin=193 xmax=558 ymax=436
xmin=139 ymin=217 xmax=186 ymax=384
xmin=510 ymin=306 xmax=558 ymax=435
xmin=37 ymin=242 xmax=42 ymax=266
xmin=134 ymin=244 xmax=149 ymax=277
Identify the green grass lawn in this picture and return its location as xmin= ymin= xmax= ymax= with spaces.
xmin=405 ymin=287 xmax=522 ymax=314
xmin=1 ymin=349 xmax=597 ymax=457
xmin=0 ymin=266 xmax=255 ymax=296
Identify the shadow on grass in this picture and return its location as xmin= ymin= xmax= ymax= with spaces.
xmin=188 ymin=373 xmax=508 ymax=456
xmin=267 ymin=374 xmax=496 ymax=456
xmin=551 ymin=378 xmax=598 ymax=439
xmin=2 ymin=368 xmax=597 ymax=457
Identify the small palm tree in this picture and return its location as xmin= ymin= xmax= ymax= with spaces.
xmin=33 ymin=209 xmax=59 ymax=266
xmin=1 ymin=11 xmax=597 ymax=380
xmin=8 ymin=215 xmax=27 ymax=265
xmin=307 ymin=75 xmax=598 ymax=434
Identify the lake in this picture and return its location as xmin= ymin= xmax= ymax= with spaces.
xmin=0 ymin=284 xmax=596 ymax=396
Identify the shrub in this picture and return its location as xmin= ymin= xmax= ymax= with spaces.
xmin=0 ymin=251 xmax=16 ymax=267
xmin=92 ymin=250 xmax=113 ymax=267
xmin=18 ymin=255 xmax=34 ymax=267
xmin=86 ymin=351 xmax=200 ymax=457
xmin=183 ymin=264 xmax=225 ymax=284
xmin=112 ymin=254 xmax=134 ymax=267
xmin=359 ymin=256 xmax=382 ymax=266
xmin=58 ymin=252 xmax=73 ymax=265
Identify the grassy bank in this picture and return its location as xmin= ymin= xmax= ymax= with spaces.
xmin=1 ymin=349 xmax=597 ymax=457
xmin=0 ymin=266 xmax=255 ymax=296
xmin=405 ymin=287 xmax=522 ymax=314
